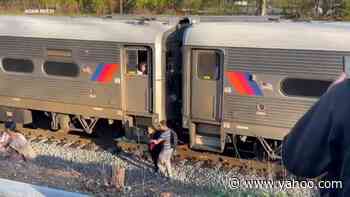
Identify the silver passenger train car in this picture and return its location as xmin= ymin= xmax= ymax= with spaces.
xmin=183 ymin=21 xmax=350 ymax=158
xmin=1 ymin=16 xmax=349 ymax=158
xmin=0 ymin=16 xmax=187 ymax=135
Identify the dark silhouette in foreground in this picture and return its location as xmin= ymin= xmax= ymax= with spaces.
xmin=283 ymin=73 xmax=348 ymax=197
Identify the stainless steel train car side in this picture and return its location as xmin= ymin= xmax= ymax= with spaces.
xmin=0 ymin=16 xmax=178 ymax=133
xmin=182 ymin=21 xmax=350 ymax=155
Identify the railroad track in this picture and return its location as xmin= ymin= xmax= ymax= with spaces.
xmin=0 ymin=124 xmax=285 ymax=177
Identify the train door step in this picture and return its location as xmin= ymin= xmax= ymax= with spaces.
xmin=191 ymin=123 xmax=222 ymax=153
xmin=193 ymin=134 xmax=221 ymax=152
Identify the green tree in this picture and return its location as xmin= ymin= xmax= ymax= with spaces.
xmin=135 ymin=0 xmax=175 ymax=13
xmin=340 ymin=0 xmax=350 ymax=19
xmin=181 ymin=0 xmax=203 ymax=12
xmin=92 ymin=0 xmax=106 ymax=15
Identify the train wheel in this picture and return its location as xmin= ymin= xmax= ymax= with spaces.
xmin=58 ymin=114 xmax=70 ymax=133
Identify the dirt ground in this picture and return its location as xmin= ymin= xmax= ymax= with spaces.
xmin=0 ymin=153 xmax=218 ymax=197
xmin=0 ymin=155 xmax=115 ymax=196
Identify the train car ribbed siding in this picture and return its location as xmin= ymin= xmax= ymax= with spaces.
xmin=223 ymin=47 xmax=349 ymax=129
xmin=0 ymin=36 xmax=122 ymax=109
xmin=225 ymin=47 xmax=346 ymax=79
xmin=0 ymin=37 xmax=121 ymax=63
xmin=223 ymin=96 xmax=314 ymax=128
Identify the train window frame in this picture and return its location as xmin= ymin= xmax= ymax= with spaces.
xmin=43 ymin=61 xmax=80 ymax=78
xmin=193 ymin=50 xmax=221 ymax=81
xmin=125 ymin=46 xmax=152 ymax=77
xmin=1 ymin=58 xmax=34 ymax=74
xmin=280 ymin=77 xmax=332 ymax=98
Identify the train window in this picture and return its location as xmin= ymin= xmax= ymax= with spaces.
xmin=281 ymin=78 xmax=332 ymax=98
xmin=43 ymin=61 xmax=79 ymax=77
xmin=126 ymin=49 xmax=149 ymax=76
xmin=197 ymin=51 xmax=220 ymax=80
xmin=2 ymin=58 xmax=34 ymax=73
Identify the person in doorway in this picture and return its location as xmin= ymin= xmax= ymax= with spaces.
xmin=150 ymin=120 xmax=175 ymax=178
xmin=137 ymin=62 xmax=148 ymax=75
xmin=283 ymin=72 xmax=350 ymax=196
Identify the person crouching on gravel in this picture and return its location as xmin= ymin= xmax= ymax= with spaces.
xmin=150 ymin=120 xmax=175 ymax=178
xmin=0 ymin=119 xmax=36 ymax=161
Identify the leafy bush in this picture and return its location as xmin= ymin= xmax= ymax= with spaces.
xmin=1 ymin=0 xmax=350 ymax=20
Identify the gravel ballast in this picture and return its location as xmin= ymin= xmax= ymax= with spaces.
xmin=0 ymin=142 xmax=318 ymax=197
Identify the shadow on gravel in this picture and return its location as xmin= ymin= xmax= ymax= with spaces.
xmin=117 ymin=151 xmax=155 ymax=170
xmin=29 ymin=153 xmax=220 ymax=197
xmin=28 ymin=112 xmax=123 ymax=154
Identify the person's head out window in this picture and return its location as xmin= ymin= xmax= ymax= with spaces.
xmin=138 ymin=62 xmax=148 ymax=75
xmin=126 ymin=48 xmax=151 ymax=76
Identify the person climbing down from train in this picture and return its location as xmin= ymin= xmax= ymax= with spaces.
xmin=283 ymin=72 xmax=349 ymax=197
xmin=0 ymin=117 xmax=36 ymax=161
xmin=150 ymin=120 xmax=177 ymax=178
xmin=147 ymin=126 xmax=163 ymax=173
xmin=137 ymin=62 xmax=148 ymax=75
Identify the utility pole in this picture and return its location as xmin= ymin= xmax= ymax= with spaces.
xmin=120 ymin=0 xmax=123 ymax=15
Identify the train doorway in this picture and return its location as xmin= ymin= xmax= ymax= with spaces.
xmin=191 ymin=49 xmax=222 ymax=122
xmin=124 ymin=46 xmax=153 ymax=114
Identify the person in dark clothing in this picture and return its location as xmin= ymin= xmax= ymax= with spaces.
xmin=148 ymin=126 xmax=163 ymax=173
xmin=283 ymin=72 xmax=348 ymax=197
xmin=151 ymin=120 xmax=174 ymax=178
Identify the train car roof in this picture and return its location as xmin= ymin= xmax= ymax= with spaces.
xmin=0 ymin=16 xmax=175 ymax=44
xmin=184 ymin=21 xmax=350 ymax=51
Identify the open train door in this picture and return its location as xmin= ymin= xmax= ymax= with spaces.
xmin=190 ymin=49 xmax=223 ymax=152
xmin=124 ymin=46 xmax=153 ymax=115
